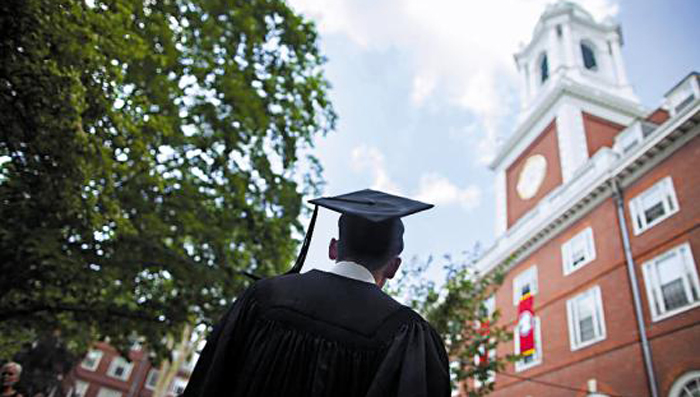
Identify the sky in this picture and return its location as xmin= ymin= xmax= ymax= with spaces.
xmin=288 ymin=0 xmax=700 ymax=280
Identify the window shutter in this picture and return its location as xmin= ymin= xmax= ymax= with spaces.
xmin=630 ymin=199 xmax=643 ymax=234
xmin=651 ymin=260 xmax=668 ymax=314
xmin=664 ymin=178 xmax=677 ymax=211
xmin=586 ymin=228 xmax=596 ymax=261
xmin=594 ymin=287 xmax=606 ymax=338
xmin=562 ymin=240 xmax=572 ymax=274
xmin=566 ymin=299 xmax=576 ymax=350
xmin=677 ymin=247 xmax=695 ymax=304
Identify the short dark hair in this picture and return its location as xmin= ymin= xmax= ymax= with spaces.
xmin=336 ymin=214 xmax=404 ymax=271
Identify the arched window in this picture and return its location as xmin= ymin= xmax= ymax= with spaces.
xmin=669 ymin=371 xmax=700 ymax=397
xmin=539 ymin=53 xmax=549 ymax=84
xmin=581 ymin=42 xmax=597 ymax=71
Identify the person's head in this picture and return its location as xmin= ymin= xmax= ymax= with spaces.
xmin=1 ymin=362 xmax=22 ymax=388
xmin=330 ymin=214 xmax=404 ymax=284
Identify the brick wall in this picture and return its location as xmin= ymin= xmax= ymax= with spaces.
xmin=488 ymin=134 xmax=700 ymax=396
xmin=582 ymin=112 xmax=625 ymax=157
xmin=506 ymin=119 xmax=563 ymax=227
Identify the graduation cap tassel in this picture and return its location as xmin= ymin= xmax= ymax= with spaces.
xmin=286 ymin=205 xmax=319 ymax=274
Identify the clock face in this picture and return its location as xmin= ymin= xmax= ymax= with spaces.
xmin=516 ymin=154 xmax=547 ymax=200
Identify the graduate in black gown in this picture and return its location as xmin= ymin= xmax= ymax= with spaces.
xmin=183 ymin=189 xmax=451 ymax=397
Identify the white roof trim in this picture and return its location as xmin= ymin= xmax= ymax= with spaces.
xmin=476 ymin=101 xmax=700 ymax=275
xmin=490 ymin=76 xmax=646 ymax=170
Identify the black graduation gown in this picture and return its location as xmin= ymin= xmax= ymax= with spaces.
xmin=183 ymin=269 xmax=451 ymax=397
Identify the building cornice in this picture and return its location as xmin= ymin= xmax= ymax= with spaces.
xmin=476 ymin=101 xmax=700 ymax=276
xmin=490 ymin=77 xmax=646 ymax=170
xmin=515 ymin=4 xmax=618 ymax=62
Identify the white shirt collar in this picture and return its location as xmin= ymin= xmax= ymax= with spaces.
xmin=326 ymin=261 xmax=377 ymax=285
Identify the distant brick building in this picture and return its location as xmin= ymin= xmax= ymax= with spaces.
xmin=472 ymin=2 xmax=700 ymax=396
xmin=63 ymin=342 xmax=192 ymax=397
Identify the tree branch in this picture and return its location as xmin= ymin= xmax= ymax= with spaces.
xmin=0 ymin=304 xmax=165 ymax=324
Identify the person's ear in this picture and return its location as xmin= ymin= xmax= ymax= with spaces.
xmin=329 ymin=238 xmax=338 ymax=260
xmin=384 ymin=257 xmax=402 ymax=280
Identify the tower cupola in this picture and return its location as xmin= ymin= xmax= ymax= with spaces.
xmin=514 ymin=1 xmax=637 ymax=109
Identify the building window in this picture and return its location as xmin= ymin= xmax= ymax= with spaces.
xmin=629 ymin=176 xmax=679 ymax=235
xmin=566 ymin=286 xmax=606 ymax=350
xmin=145 ymin=369 xmax=159 ymax=390
xmin=96 ymin=388 xmax=122 ymax=397
xmin=170 ymin=377 xmax=188 ymax=395
xmin=106 ymin=356 xmax=133 ymax=382
xmin=581 ymin=42 xmax=597 ymax=70
xmin=666 ymin=77 xmax=698 ymax=116
xmin=642 ymin=243 xmax=700 ymax=322
xmin=669 ymin=371 xmax=700 ymax=397
xmin=562 ymin=227 xmax=596 ymax=275
xmin=513 ymin=266 xmax=538 ymax=305
xmin=182 ymin=353 xmax=197 ymax=373
xmin=80 ymin=350 xmax=103 ymax=372
xmin=72 ymin=380 xmax=89 ymax=397
xmin=540 ymin=54 xmax=549 ymax=84
xmin=514 ymin=316 xmax=542 ymax=372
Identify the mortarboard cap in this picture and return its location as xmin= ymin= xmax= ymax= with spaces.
xmin=285 ymin=189 xmax=434 ymax=275
xmin=308 ymin=189 xmax=434 ymax=222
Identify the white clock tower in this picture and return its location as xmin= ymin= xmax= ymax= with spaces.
xmin=491 ymin=1 xmax=648 ymax=236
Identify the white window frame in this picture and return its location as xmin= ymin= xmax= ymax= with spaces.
xmin=642 ymin=242 xmax=700 ymax=322
xmin=512 ymin=266 xmax=538 ymax=306
xmin=145 ymin=369 xmax=159 ymax=390
xmin=514 ymin=316 xmax=542 ymax=372
xmin=628 ymin=176 xmax=679 ymax=235
xmin=106 ymin=356 xmax=133 ymax=382
xmin=172 ymin=350 xmax=196 ymax=373
xmin=181 ymin=353 xmax=197 ymax=373
xmin=73 ymin=380 xmax=90 ymax=397
xmin=170 ymin=376 xmax=188 ymax=396
xmin=80 ymin=350 xmax=103 ymax=372
xmin=669 ymin=370 xmax=700 ymax=397
xmin=566 ymin=286 xmax=607 ymax=350
xmin=562 ymin=227 xmax=596 ymax=275
xmin=96 ymin=387 xmax=122 ymax=397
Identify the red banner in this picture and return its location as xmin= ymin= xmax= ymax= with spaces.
xmin=477 ymin=320 xmax=490 ymax=366
xmin=518 ymin=293 xmax=535 ymax=357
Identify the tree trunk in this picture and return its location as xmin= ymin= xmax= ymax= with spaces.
xmin=152 ymin=324 xmax=202 ymax=397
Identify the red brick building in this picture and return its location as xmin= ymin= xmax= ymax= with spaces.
xmin=63 ymin=342 xmax=192 ymax=397
xmin=472 ymin=2 xmax=700 ymax=396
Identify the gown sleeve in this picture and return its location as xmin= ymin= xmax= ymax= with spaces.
xmin=182 ymin=283 xmax=258 ymax=397
xmin=367 ymin=316 xmax=451 ymax=397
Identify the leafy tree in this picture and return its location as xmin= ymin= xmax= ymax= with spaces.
xmin=11 ymin=335 xmax=77 ymax=397
xmin=389 ymin=248 xmax=516 ymax=396
xmin=0 ymin=0 xmax=335 ymax=370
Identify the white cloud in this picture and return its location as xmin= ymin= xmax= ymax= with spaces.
xmin=411 ymin=73 xmax=437 ymax=106
xmin=350 ymin=145 xmax=402 ymax=194
xmin=289 ymin=0 xmax=619 ymax=164
xmin=415 ymin=173 xmax=482 ymax=210
xmin=350 ymin=145 xmax=481 ymax=210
